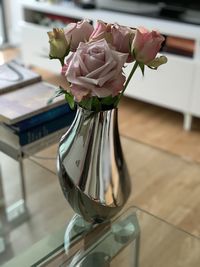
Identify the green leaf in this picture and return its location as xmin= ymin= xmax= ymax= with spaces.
xmin=101 ymin=95 xmax=115 ymax=105
xmin=47 ymin=86 xmax=66 ymax=104
xmin=79 ymin=98 xmax=93 ymax=111
xmin=91 ymin=97 xmax=101 ymax=112
xmin=113 ymin=96 xmax=120 ymax=108
xmin=100 ymin=95 xmax=120 ymax=109
xmin=139 ymin=62 xmax=145 ymax=76
xmin=147 ymin=56 xmax=168 ymax=69
xmin=65 ymin=92 xmax=75 ymax=110
xmin=132 ymin=49 xmax=136 ymax=59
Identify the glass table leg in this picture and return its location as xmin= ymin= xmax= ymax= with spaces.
xmin=0 ymin=152 xmax=29 ymax=226
xmin=6 ymin=155 xmax=28 ymax=225
xmin=63 ymin=210 xmax=141 ymax=266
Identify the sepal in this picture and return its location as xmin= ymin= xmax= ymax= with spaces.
xmin=147 ymin=56 xmax=168 ymax=69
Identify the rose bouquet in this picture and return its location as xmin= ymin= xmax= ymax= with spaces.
xmin=48 ymin=20 xmax=167 ymax=111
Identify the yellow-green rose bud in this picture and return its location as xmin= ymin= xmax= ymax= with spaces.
xmin=147 ymin=56 xmax=168 ymax=69
xmin=47 ymin=28 xmax=70 ymax=62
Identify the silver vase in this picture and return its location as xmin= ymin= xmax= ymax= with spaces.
xmin=57 ymin=106 xmax=131 ymax=223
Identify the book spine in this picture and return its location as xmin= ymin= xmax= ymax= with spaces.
xmin=13 ymin=104 xmax=72 ymax=132
xmin=22 ymin=127 xmax=68 ymax=155
xmin=18 ymin=112 xmax=76 ymax=146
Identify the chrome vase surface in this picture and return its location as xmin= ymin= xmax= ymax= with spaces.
xmin=57 ymin=106 xmax=131 ymax=223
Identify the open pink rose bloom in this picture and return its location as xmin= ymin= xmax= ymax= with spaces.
xmin=66 ymin=39 xmax=127 ymax=101
xmin=48 ymin=19 xmax=167 ymax=109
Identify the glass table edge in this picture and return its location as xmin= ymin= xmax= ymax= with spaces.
xmin=2 ymin=205 xmax=200 ymax=267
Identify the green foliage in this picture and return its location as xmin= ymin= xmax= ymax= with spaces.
xmin=47 ymin=86 xmax=66 ymax=104
xmin=91 ymin=97 xmax=101 ymax=111
xmin=139 ymin=62 xmax=145 ymax=76
xmin=65 ymin=92 xmax=75 ymax=110
xmin=79 ymin=97 xmax=93 ymax=111
xmin=47 ymin=86 xmax=75 ymax=110
xmin=79 ymin=95 xmax=120 ymax=111
xmin=49 ymin=53 xmax=66 ymax=67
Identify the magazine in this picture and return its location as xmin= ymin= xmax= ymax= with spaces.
xmin=0 ymin=60 xmax=41 ymax=94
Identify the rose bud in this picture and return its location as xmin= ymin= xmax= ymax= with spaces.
xmin=64 ymin=19 xmax=94 ymax=52
xmin=89 ymin=20 xmax=112 ymax=44
xmin=48 ymin=28 xmax=70 ymax=62
xmin=111 ymin=23 xmax=136 ymax=62
xmin=131 ymin=27 xmax=165 ymax=64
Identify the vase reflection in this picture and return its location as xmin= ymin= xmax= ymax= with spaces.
xmin=64 ymin=208 xmax=140 ymax=267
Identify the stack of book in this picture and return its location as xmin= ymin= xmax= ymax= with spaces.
xmin=0 ymin=60 xmax=76 ymax=150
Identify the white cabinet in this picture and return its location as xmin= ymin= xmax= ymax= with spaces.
xmin=124 ymin=55 xmax=195 ymax=113
xmin=18 ymin=0 xmax=200 ymax=130
xmin=20 ymin=22 xmax=61 ymax=73
xmin=190 ymin=64 xmax=200 ymax=116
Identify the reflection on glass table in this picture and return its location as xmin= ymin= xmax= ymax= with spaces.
xmin=2 ymin=206 xmax=200 ymax=267
xmin=1 ymin=135 xmax=200 ymax=266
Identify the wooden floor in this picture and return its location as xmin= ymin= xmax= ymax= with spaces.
xmin=119 ymin=97 xmax=200 ymax=164
xmin=1 ymin=48 xmax=200 ymax=264
xmin=30 ymin=135 xmax=200 ymax=236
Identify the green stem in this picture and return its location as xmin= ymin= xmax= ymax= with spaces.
xmin=59 ymin=57 xmax=65 ymax=67
xmin=115 ymin=61 xmax=139 ymax=107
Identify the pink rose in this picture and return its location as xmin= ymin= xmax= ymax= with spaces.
xmin=61 ymin=54 xmax=73 ymax=75
xmin=111 ymin=24 xmax=136 ymax=62
xmin=89 ymin=20 xmax=112 ymax=43
xmin=131 ymin=27 xmax=165 ymax=64
xmin=61 ymin=64 xmax=68 ymax=75
xmin=66 ymin=39 xmax=128 ymax=102
xmin=64 ymin=19 xmax=94 ymax=52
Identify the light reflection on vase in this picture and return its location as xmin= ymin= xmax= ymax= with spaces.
xmin=57 ymin=106 xmax=131 ymax=223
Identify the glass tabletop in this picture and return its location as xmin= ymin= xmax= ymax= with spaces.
xmin=1 ymin=135 xmax=200 ymax=266
xmin=2 ymin=206 xmax=200 ymax=267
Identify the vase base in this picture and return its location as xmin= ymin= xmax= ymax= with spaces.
xmin=63 ymin=208 xmax=140 ymax=267
xmin=65 ymin=182 xmax=128 ymax=223
xmin=64 ymin=213 xmax=111 ymax=253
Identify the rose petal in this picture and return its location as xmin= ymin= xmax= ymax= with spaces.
xmin=70 ymin=84 xmax=90 ymax=102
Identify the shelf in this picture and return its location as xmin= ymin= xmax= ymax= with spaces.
xmin=20 ymin=0 xmax=200 ymax=39
xmin=23 ymin=8 xmax=80 ymax=28
xmin=162 ymin=35 xmax=195 ymax=58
